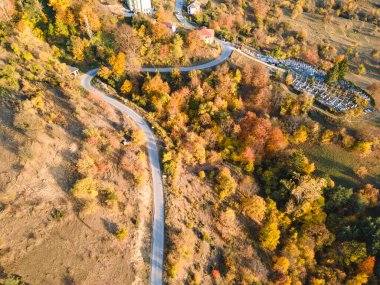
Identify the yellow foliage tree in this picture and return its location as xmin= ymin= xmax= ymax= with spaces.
xmin=109 ymin=52 xmax=126 ymax=76
xmin=242 ymin=195 xmax=266 ymax=224
xmin=273 ymin=256 xmax=290 ymax=274
xmin=259 ymin=212 xmax=280 ymax=251
xmin=292 ymin=125 xmax=308 ymax=144
xmin=120 ymin=79 xmax=133 ymax=95
xmin=71 ymin=176 xmax=99 ymax=200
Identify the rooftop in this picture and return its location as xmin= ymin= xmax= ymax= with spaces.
xmin=188 ymin=1 xmax=201 ymax=7
xmin=198 ymin=27 xmax=214 ymax=37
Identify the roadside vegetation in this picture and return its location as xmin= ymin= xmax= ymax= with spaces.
xmin=0 ymin=0 xmax=380 ymax=284
xmin=95 ymin=46 xmax=380 ymax=282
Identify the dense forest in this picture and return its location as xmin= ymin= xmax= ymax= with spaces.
xmin=0 ymin=0 xmax=380 ymax=284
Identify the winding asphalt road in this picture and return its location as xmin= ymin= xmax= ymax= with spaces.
xmin=79 ymin=3 xmax=234 ymax=285
xmin=80 ymin=70 xmax=165 ymax=285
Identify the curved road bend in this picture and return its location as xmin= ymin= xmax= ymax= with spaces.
xmin=80 ymin=70 xmax=165 ymax=285
xmin=79 ymin=3 xmax=235 ymax=285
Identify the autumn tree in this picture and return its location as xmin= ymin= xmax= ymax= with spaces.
xmin=48 ymin=0 xmax=71 ymax=14
xmin=120 ymin=79 xmax=133 ymax=95
xmin=152 ymin=23 xmax=172 ymax=42
xmin=242 ymin=195 xmax=266 ymax=224
xmin=291 ymin=125 xmax=308 ymax=144
xmin=242 ymin=62 xmax=269 ymax=89
xmin=115 ymin=24 xmax=141 ymax=54
xmin=259 ymin=211 xmax=280 ymax=251
xmin=79 ymin=3 xmax=101 ymax=42
xmin=340 ymin=241 xmax=367 ymax=266
xmin=357 ymin=256 xmax=375 ymax=276
xmin=215 ymin=167 xmax=237 ymax=200
xmin=109 ymin=52 xmax=126 ymax=76
xmin=171 ymin=34 xmax=184 ymax=61
xmin=290 ymin=150 xmax=315 ymax=175
xmin=252 ymin=0 xmax=269 ymax=27
xmin=142 ymin=73 xmax=171 ymax=112
xmin=71 ymin=36 xmax=89 ymax=61
xmin=266 ymin=127 xmax=288 ymax=154
xmin=357 ymin=184 xmax=379 ymax=208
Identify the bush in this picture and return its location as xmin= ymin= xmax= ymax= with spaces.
xmin=4 ymin=275 xmax=25 ymax=285
xmin=115 ymin=226 xmax=127 ymax=240
xmin=100 ymin=185 xmax=118 ymax=208
xmin=76 ymin=153 xmax=96 ymax=176
xmin=71 ymin=177 xmax=99 ymax=200
xmin=51 ymin=209 xmax=64 ymax=221
xmin=357 ymin=64 xmax=366 ymax=75
xmin=354 ymin=141 xmax=372 ymax=154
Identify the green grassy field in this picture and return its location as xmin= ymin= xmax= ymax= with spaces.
xmin=301 ymin=143 xmax=380 ymax=190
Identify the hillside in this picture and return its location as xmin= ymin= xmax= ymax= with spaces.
xmin=0 ymin=25 xmax=152 ymax=284
xmin=1 ymin=0 xmax=380 ymax=284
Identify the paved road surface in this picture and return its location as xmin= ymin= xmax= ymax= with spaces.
xmin=80 ymin=70 xmax=165 ymax=285
xmin=79 ymin=2 xmax=236 ymax=285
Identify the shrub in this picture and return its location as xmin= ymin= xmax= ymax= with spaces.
xmin=83 ymin=127 xmax=102 ymax=141
xmin=198 ymin=170 xmax=206 ymax=179
xmin=4 ymin=275 xmax=25 ymax=285
xmin=71 ymin=177 xmax=99 ymax=200
xmin=321 ymin=129 xmax=334 ymax=143
xmin=100 ymin=185 xmax=118 ymax=208
xmin=51 ymin=209 xmax=64 ymax=221
xmin=115 ymin=226 xmax=127 ymax=240
xmin=167 ymin=262 xmax=178 ymax=279
xmin=76 ymin=153 xmax=96 ymax=176
xmin=17 ymin=143 xmax=33 ymax=164
xmin=357 ymin=64 xmax=366 ymax=75
xmin=354 ymin=141 xmax=372 ymax=154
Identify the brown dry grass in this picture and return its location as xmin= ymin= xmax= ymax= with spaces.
xmin=0 ymin=83 xmax=152 ymax=284
xmin=280 ymin=10 xmax=380 ymax=89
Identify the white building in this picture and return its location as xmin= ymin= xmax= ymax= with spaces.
xmin=187 ymin=1 xmax=201 ymax=15
xmin=126 ymin=0 xmax=152 ymax=14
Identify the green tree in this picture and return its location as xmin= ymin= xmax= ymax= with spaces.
xmin=338 ymin=57 xmax=349 ymax=81
xmin=341 ymin=241 xmax=367 ymax=266
xmin=326 ymin=63 xmax=340 ymax=83
xmin=325 ymin=185 xmax=353 ymax=212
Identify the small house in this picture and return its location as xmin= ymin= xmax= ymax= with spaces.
xmin=198 ymin=27 xmax=214 ymax=44
xmin=67 ymin=65 xmax=79 ymax=78
xmin=187 ymin=1 xmax=201 ymax=15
